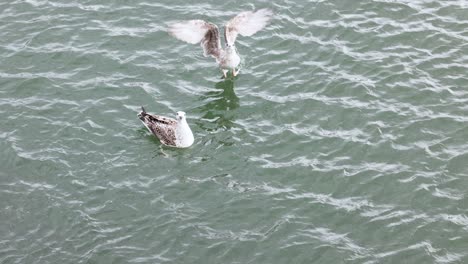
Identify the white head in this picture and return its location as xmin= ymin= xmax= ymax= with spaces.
xmin=226 ymin=44 xmax=236 ymax=53
xmin=176 ymin=111 xmax=186 ymax=121
xmin=174 ymin=111 xmax=194 ymax=147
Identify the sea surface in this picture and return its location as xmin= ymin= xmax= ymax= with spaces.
xmin=1 ymin=0 xmax=468 ymax=263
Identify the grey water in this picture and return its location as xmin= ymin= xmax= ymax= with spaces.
xmin=1 ymin=0 xmax=468 ymax=263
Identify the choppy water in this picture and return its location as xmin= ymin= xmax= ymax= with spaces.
xmin=1 ymin=0 xmax=468 ymax=263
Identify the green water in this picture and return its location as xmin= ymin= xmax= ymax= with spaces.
xmin=1 ymin=0 xmax=468 ymax=263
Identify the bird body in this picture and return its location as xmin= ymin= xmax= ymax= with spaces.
xmin=219 ymin=46 xmax=241 ymax=70
xmin=138 ymin=107 xmax=194 ymax=148
xmin=168 ymin=9 xmax=273 ymax=78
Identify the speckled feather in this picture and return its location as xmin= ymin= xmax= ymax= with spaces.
xmin=139 ymin=112 xmax=177 ymax=146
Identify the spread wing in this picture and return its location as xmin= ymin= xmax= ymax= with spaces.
xmin=141 ymin=113 xmax=178 ymax=146
xmin=224 ymin=9 xmax=273 ymax=46
xmin=168 ymin=20 xmax=222 ymax=58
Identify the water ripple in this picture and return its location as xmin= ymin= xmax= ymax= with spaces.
xmin=1 ymin=0 xmax=468 ymax=263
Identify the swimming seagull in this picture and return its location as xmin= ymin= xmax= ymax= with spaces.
xmin=168 ymin=9 xmax=273 ymax=78
xmin=138 ymin=107 xmax=194 ymax=148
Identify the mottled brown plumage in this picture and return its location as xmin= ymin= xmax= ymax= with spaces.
xmin=201 ymin=23 xmax=221 ymax=58
xmin=137 ymin=107 xmax=194 ymax=148
xmin=139 ymin=111 xmax=177 ymax=145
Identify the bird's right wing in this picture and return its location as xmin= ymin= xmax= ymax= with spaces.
xmin=143 ymin=114 xmax=177 ymax=146
xmin=145 ymin=114 xmax=176 ymax=126
xmin=168 ymin=20 xmax=222 ymax=58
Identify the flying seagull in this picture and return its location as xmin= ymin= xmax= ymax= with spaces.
xmin=138 ymin=107 xmax=194 ymax=148
xmin=168 ymin=9 xmax=273 ymax=78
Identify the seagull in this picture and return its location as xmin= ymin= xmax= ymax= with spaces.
xmin=168 ymin=9 xmax=273 ymax=78
xmin=138 ymin=107 xmax=194 ymax=148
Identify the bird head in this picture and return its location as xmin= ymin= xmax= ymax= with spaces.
xmin=176 ymin=111 xmax=186 ymax=121
xmin=225 ymin=43 xmax=236 ymax=52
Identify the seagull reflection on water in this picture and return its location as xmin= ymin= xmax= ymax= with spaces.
xmin=197 ymin=79 xmax=239 ymax=131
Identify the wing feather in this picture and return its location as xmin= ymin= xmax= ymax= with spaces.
xmin=168 ymin=20 xmax=221 ymax=58
xmin=200 ymin=24 xmax=222 ymax=58
xmin=224 ymin=9 xmax=273 ymax=46
xmin=167 ymin=20 xmax=208 ymax=44
xmin=145 ymin=114 xmax=176 ymax=126
xmin=141 ymin=113 xmax=178 ymax=146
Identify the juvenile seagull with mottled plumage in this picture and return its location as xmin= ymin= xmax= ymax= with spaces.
xmin=138 ymin=107 xmax=194 ymax=148
xmin=168 ymin=9 xmax=273 ymax=78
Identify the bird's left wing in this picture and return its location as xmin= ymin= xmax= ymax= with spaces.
xmin=224 ymin=9 xmax=273 ymax=46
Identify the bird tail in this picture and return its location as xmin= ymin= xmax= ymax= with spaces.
xmin=138 ymin=106 xmax=147 ymax=120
